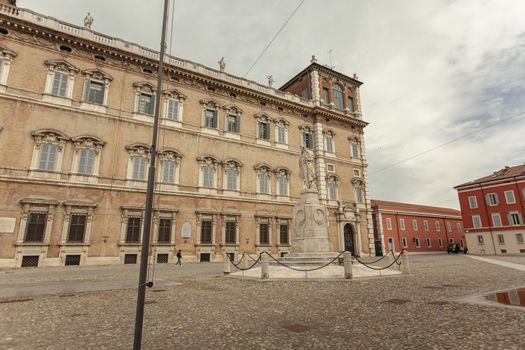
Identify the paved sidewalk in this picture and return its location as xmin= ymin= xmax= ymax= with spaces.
xmin=464 ymin=255 xmax=525 ymax=271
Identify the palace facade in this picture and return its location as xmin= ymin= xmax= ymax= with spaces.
xmin=0 ymin=2 xmax=373 ymax=267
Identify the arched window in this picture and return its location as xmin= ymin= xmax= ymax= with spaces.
xmin=333 ymin=83 xmax=344 ymax=110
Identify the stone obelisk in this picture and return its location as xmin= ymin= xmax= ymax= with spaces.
xmin=291 ymin=148 xmax=332 ymax=253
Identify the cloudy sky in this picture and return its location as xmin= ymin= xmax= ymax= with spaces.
xmin=20 ymin=0 xmax=525 ymax=209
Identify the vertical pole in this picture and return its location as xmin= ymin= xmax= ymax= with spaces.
xmin=223 ymin=253 xmax=230 ymax=275
xmin=344 ymin=252 xmax=353 ymax=279
xmin=261 ymin=253 xmax=269 ymax=279
xmin=401 ymin=250 xmax=409 ymax=274
xmin=133 ymin=1 xmax=170 ymax=349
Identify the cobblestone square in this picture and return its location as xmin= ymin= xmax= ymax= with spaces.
xmin=1 ymin=255 xmax=524 ymax=349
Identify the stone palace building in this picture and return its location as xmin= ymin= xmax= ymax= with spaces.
xmin=0 ymin=1 xmax=374 ymax=267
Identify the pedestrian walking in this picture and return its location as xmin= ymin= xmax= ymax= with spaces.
xmin=176 ymin=250 xmax=182 ymax=265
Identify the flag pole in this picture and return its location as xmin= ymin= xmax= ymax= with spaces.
xmin=133 ymin=0 xmax=170 ymax=349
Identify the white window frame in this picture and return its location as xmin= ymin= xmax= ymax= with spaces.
xmin=509 ymin=212 xmax=523 ymax=226
xmin=255 ymin=216 xmax=272 ymax=246
xmin=491 ymin=213 xmax=502 ymax=227
xmin=0 ymin=45 xmax=16 ymax=92
xmin=332 ymin=83 xmax=344 ymax=110
xmin=402 ymin=237 xmax=408 ymax=249
xmin=43 ymin=60 xmax=78 ymax=105
xmin=414 ymin=237 xmax=420 ymax=248
xmin=324 ymin=130 xmax=336 ymax=155
xmin=255 ymin=114 xmax=272 ymax=144
xmin=300 ymin=125 xmax=315 ymax=150
xmin=399 ymin=218 xmax=406 ymax=230
xmin=447 ymin=221 xmax=452 ymax=232
xmin=349 ymin=137 xmax=360 ymax=158
xmin=435 ymin=221 xmax=441 ymax=232
xmin=255 ymin=165 xmax=271 ymax=196
xmin=353 ymin=179 xmax=364 ymax=204
xmin=133 ymin=82 xmax=156 ymax=121
xmin=71 ymin=136 xmax=105 ymax=183
xmin=275 ymin=168 xmax=291 ymax=199
xmin=197 ymin=156 xmax=219 ymax=194
xmin=423 ymin=220 xmax=429 ymax=232
xmin=274 ymin=118 xmax=289 ymax=148
xmin=485 ymin=193 xmax=499 ymax=206
xmin=472 ymin=215 xmax=482 ymax=229
xmin=223 ymin=105 xmax=242 ymax=138
xmin=468 ymin=196 xmax=478 ymax=209
xmin=157 ymin=149 xmax=183 ymax=190
xmin=30 ymin=129 xmax=68 ymax=179
xmin=125 ymin=144 xmax=151 ymax=187
xmin=326 ymin=175 xmax=339 ymax=202
xmin=412 ymin=219 xmax=418 ymax=231
xmin=163 ymin=89 xmax=186 ymax=127
xmin=80 ymin=69 xmax=112 ymax=112
xmin=385 ymin=218 xmax=392 ymax=230
xmin=199 ymin=99 xmax=220 ymax=134
xmin=426 ymin=238 xmax=431 ymax=248
xmin=504 ymin=190 xmax=516 ymax=204
xmin=456 ymin=222 xmax=462 ymax=232
xmin=223 ymin=160 xmax=242 ymax=194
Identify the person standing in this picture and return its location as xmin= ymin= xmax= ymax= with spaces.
xmin=176 ymin=250 xmax=182 ymax=266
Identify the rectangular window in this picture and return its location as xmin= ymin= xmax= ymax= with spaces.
xmin=516 ymin=233 xmax=524 ymax=244
xmin=327 ymin=164 xmax=335 ymax=172
xmin=226 ymin=169 xmax=237 ymax=191
xmin=435 ymin=221 xmax=441 ymax=232
xmin=67 ymin=214 xmax=87 ymax=242
xmin=65 ymin=255 xmax=81 ymax=266
xmin=491 ymin=213 xmax=502 ymax=227
xmin=447 ymin=222 xmax=452 ymax=232
xmin=85 ymin=80 xmax=105 ymax=105
xmin=423 ymin=220 xmax=429 ymax=232
xmin=385 ymin=218 xmax=392 ymax=230
xmin=278 ymin=175 xmax=288 ymax=196
xmin=355 ymin=185 xmax=363 ymax=203
xmin=204 ymin=109 xmax=217 ymax=128
xmin=126 ymin=217 xmax=141 ymax=243
xmin=38 ymin=143 xmax=58 ymax=171
xmin=258 ymin=121 xmax=270 ymax=140
xmin=259 ymin=223 xmax=269 ymax=244
xmin=497 ymin=234 xmax=505 ymax=244
xmin=322 ymin=87 xmax=329 ymax=104
xmin=412 ymin=220 xmax=418 ymax=231
xmin=504 ymin=190 xmax=516 ymax=204
xmin=468 ymin=196 xmax=478 ymax=209
xmin=162 ymin=160 xmax=175 ymax=183
xmin=259 ymin=174 xmax=269 ymax=194
xmin=399 ymin=218 xmax=405 ymax=230
xmin=353 ymin=169 xmax=360 ymax=177
xmin=402 ymin=237 xmax=408 ymax=248
xmin=277 ymin=126 xmax=286 ymax=144
xmin=202 ymin=166 xmax=214 ymax=188
xmin=132 ymin=156 xmax=147 ymax=180
xmin=347 ymin=96 xmax=354 ymax=112
xmin=78 ymin=148 xmax=95 ymax=175
xmin=426 ymin=238 xmax=431 ymax=247
xmin=124 ymin=254 xmax=137 ymax=264
xmin=456 ymin=223 xmax=461 ymax=232
xmin=167 ymin=99 xmax=179 ymax=121
xmin=52 ymin=72 xmax=69 ymax=97
xmin=351 ymin=142 xmax=360 ymax=158
xmin=303 ymin=132 xmax=314 ymax=149
xmin=414 ymin=238 xmax=420 ymax=248
xmin=325 ymin=135 xmax=334 ymax=153
xmin=24 ymin=213 xmax=47 ymax=242
xmin=509 ymin=212 xmax=523 ymax=226
xmin=157 ymin=218 xmax=171 ymax=243
xmin=200 ymin=220 xmax=212 ymax=243
xmin=329 ymin=182 xmax=337 ymax=200
xmin=226 ymin=114 xmax=240 ymax=133
xmin=138 ymin=93 xmax=154 ymax=115
xmin=472 ymin=215 xmax=482 ymax=228
xmin=438 ymin=238 xmax=443 ymax=247
xmin=225 ymin=221 xmax=236 ymax=244
xmin=486 ymin=193 xmax=499 ymax=206
xmin=279 ymin=224 xmax=289 ymax=244
xmin=0 ymin=58 xmax=4 ymax=80
xmin=157 ymin=254 xmax=169 ymax=263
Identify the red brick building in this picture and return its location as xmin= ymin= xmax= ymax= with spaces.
xmin=454 ymin=164 xmax=525 ymax=255
xmin=371 ymin=200 xmax=465 ymax=255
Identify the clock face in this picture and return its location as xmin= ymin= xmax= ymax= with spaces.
xmin=314 ymin=209 xmax=324 ymax=225
xmin=296 ymin=209 xmax=305 ymax=226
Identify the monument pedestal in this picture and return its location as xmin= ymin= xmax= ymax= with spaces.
xmin=291 ymin=190 xmax=332 ymax=253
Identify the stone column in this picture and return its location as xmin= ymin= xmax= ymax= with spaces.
xmin=223 ymin=253 xmax=230 ymax=275
xmin=344 ymin=252 xmax=353 ymax=279
xmin=261 ymin=253 xmax=269 ymax=279
xmin=401 ymin=250 xmax=409 ymax=274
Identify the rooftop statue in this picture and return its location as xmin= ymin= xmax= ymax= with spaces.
xmin=84 ymin=12 xmax=94 ymax=29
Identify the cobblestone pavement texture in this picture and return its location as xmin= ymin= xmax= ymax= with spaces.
xmin=1 ymin=255 xmax=524 ymax=350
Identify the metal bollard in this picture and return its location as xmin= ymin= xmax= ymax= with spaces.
xmin=261 ymin=253 xmax=269 ymax=280
xmin=401 ymin=250 xmax=409 ymax=274
xmin=344 ymin=252 xmax=353 ymax=279
xmin=223 ymin=253 xmax=230 ymax=275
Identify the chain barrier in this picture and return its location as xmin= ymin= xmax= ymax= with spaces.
xmin=354 ymin=249 xmax=404 ymax=271
xmin=230 ymin=255 xmax=261 ymax=271
xmin=262 ymin=251 xmax=346 ymax=272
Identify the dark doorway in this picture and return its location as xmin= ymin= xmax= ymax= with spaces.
xmin=344 ymin=224 xmax=355 ymax=255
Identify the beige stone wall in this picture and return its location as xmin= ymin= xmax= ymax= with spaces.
xmin=466 ymin=230 xmax=525 ymax=255
xmin=0 ymin=9 xmax=373 ymax=266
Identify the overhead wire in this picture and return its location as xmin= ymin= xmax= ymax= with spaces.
xmin=368 ymin=110 xmax=525 ymax=176
xmin=243 ymin=0 xmax=305 ymax=78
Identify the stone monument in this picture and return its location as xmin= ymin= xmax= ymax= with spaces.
xmin=290 ymin=148 xmax=333 ymax=254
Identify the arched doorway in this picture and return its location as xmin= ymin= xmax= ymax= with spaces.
xmin=343 ymin=224 xmax=355 ymax=255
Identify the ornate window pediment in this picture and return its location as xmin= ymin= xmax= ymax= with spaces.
xmin=254 ymin=163 xmax=272 ymax=173
xmin=274 ymin=167 xmax=291 ymax=176
xmin=197 ymin=155 xmax=220 ymax=166
xmin=31 ymin=129 xmax=68 ymax=149
xmin=44 ymin=59 xmax=79 ymax=74
xmin=163 ymin=89 xmax=186 ymax=101
xmin=199 ymin=98 xmax=221 ymax=109
xmin=223 ymin=159 xmax=242 ymax=171
xmin=133 ymin=82 xmax=156 ymax=93
xmin=159 ymin=149 xmax=183 ymax=161
xmin=0 ymin=45 xmax=16 ymax=59
xmin=254 ymin=112 xmax=272 ymax=122
xmin=224 ymin=105 xmax=243 ymax=115
xmin=72 ymin=135 xmax=105 ymax=152
xmin=273 ymin=117 xmax=289 ymax=126
xmin=83 ymin=69 xmax=113 ymax=82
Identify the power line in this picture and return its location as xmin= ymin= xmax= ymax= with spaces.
xmin=243 ymin=0 xmax=305 ymax=78
xmin=368 ymin=110 xmax=525 ymax=176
